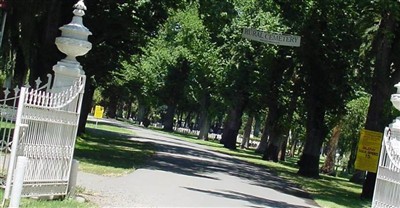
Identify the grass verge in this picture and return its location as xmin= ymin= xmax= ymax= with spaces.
xmin=74 ymin=121 xmax=155 ymax=176
xmin=149 ymin=127 xmax=371 ymax=208
xmin=0 ymin=188 xmax=94 ymax=208
xmin=18 ymin=197 xmax=92 ymax=208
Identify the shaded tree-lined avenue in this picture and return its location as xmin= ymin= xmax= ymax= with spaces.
xmin=77 ymin=119 xmax=318 ymax=207
xmin=4 ymin=0 xmax=400 ymax=201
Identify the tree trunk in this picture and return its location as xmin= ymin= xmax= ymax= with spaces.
xmin=347 ymin=135 xmax=359 ymax=173
xmin=263 ymin=135 xmax=282 ymax=162
xmin=198 ymin=92 xmax=211 ymax=140
xmin=184 ymin=112 xmax=192 ymax=128
xmin=78 ymin=81 xmax=96 ymax=134
xmin=163 ymin=104 xmax=176 ymax=132
xmin=116 ymin=102 xmax=124 ymax=118
xmin=220 ymin=108 xmax=242 ymax=149
xmin=13 ymin=46 xmax=27 ymax=86
xmin=280 ymin=79 xmax=300 ymax=161
xmin=259 ymin=53 xmax=289 ymax=156
xmin=295 ymin=7 xmax=331 ymax=178
xmin=350 ymin=170 xmax=366 ymax=184
xmin=107 ymin=94 xmax=117 ymax=118
xmin=290 ymin=139 xmax=298 ymax=157
xmin=6 ymin=8 xmax=23 ymax=86
xmin=221 ymin=97 xmax=247 ymax=150
xmin=255 ymin=113 xmax=270 ymax=154
xmin=178 ymin=111 xmax=184 ymax=127
xmin=241 ymin=115 xmax=253 ymax=148
xmin=263 ymin=120 xmax=284 ymax=162
xmin=256 ymin=132 xmax=268 ymax=154
xmin=272 ymin=84 xmax=300 ymax=162
xmin=253 ymin=114 xmax=261 ymax=137
xmin=320 ymin=124 xmax=342 ymax=175
xmin=198 ymin=115 xmax=210 ymax=140
xmin=262 ymin=98 xmax=282 ymax=161
xmin=137 ymin=101 xmax=147 ymax=123
xmin=297 ymin=96 xmax=327 ymax=178
xmin=279 ymin=136 xmax=288 ymax=161
xmin=361 ymin=10 xmax=395 ymax=199
xmin=126 ymin=101 xmax=132 ymax=119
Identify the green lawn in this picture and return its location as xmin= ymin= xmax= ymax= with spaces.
xmin=19 ymin=197 xmax=92 ymax=208
xmin=74 ymin=121 xmax=155 ymax=176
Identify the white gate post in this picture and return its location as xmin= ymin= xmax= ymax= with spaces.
xmin=9 ymin=156 xmax=28 ymax=208
xmin=52 ymin=0 xmax=92 ymax=92
xmin=51 ymin=0 xmax=92 ymax=197
xmin=67 ymin=159 xmax=79 ymax=197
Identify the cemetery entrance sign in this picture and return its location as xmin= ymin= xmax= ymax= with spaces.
xmin=242 ymin=28 xmax=301 ymax=47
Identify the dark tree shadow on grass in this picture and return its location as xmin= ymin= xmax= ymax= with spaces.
xmin=74 ymin=127 xmax=154 ymax=170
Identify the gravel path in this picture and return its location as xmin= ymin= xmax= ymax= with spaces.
xmin=77 ymin=120 xmax=319 ymax=208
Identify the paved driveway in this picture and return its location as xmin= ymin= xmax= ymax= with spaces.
xmin=77 ymin=120 xmax=319 ymax=208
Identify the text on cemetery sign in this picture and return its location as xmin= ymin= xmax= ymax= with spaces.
xmin=242 ymin=28 xmax=301 ymax=47
xmin=354 ymin=129 xmax=382 ymax=173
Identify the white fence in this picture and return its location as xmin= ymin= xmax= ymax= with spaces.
xmin=372 ymin=127 xmax=400 ymax=207
xmin=0 ymin=75 xmax=85 ymax=202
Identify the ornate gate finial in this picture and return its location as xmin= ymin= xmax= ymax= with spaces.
xmin=74 ymin=0 xmax=86 ymax=11
xmin=52 ymin=0 xmax=92 ymax=92
xmin=55 ymin=0 xmax=92 ymax=63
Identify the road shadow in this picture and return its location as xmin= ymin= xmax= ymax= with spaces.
xmin=146 ymin=137 xmax=312 ymax=197
xmin=126 ymin=133 xmax=319 ymax=207
xmin=99 ymin=119 xmax=319 ymax=207
xmin=183 ymin=187 xmax=313 ymax=208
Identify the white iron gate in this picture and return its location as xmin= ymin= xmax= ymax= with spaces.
xmin=1 ymin=75 xmax=85 ymax=201
xmin=372 ymin=126 xmax=400 ymax=207
xmin=0 ymin=75 xmax=52 ymax=186
xmin=373 ymin=83 xmax=400 ymax=208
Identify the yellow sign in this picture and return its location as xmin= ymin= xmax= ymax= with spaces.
xmin=94 ymin=105 xmax=104 ymax=119
xmin=355 ymin=129 xmax=383 ymax=173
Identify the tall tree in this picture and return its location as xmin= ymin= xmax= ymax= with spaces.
xmin=78 ymin=0 xmax=189 ymax=133
xmin=360 ymin=0 xmax=400 ymax=199
xmin=219 ymin=0 xmax=285 ymax=150
xmin=122 ymin=4 xmax=221 ymax=134
xmin=262 ymin=50 xmax=296 ymax=161
xmin=241 ymin=115 xmax=253 ymax=148
xmin=273 ymin=0 xmax=361 ymax=177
